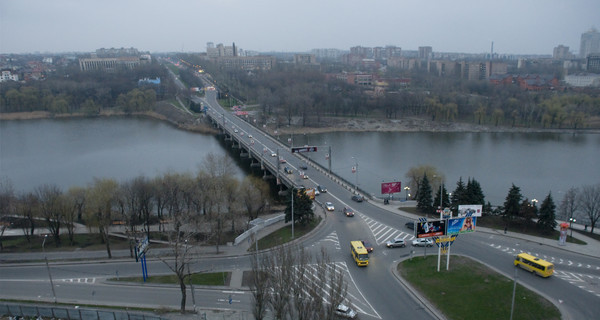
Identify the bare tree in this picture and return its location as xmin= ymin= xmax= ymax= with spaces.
xmin=266 ymin=245 xmax=294 ymax=319
xmin=60 ymin=191 xmax=78 ymax=246
xmin=0 ymin=178 xmax=15 ymax=250
xmin=250 ymin=251 xmax=270 ymax=320
xmin=405 ymin=165 xmax=444 ymax=200
xmin=85 ymin=178 xmax=119 ymax=258
xmin=36 ymin=184 xmax=63 ymax=246
xmin=579 ymin=184 xmax=600 ymax=233
xmin=16 ymin=192 xmax=38 ymax=244
xmin=240 ymin=176 xmax=270 ymax=221
xmin=157 ymin=196 xmax=198 ymax=314
xmin=559 ymin=187 xmax=579 ymax=221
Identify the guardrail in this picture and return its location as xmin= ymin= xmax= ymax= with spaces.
xmin=0 ymin=303 xmax=165 ymax=320
xmin=234 ymin=214 xmax=285 ymax=245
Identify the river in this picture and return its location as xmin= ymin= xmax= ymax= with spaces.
xmin=1 ymin=117 xmax=599 ymax=206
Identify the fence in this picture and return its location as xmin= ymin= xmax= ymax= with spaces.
xmin=0 ymin=303 xmax=165 ymax=320
xmin=233 ymin=214 xmax=284 ymax=246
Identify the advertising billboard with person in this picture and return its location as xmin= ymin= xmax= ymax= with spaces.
xmin=416 ymin=220 xmax=446 ymax=238
xmin=447 ymin=216 xmax=477 ymax=235
xmin=458 ymin=204 xmax=482 ymax=217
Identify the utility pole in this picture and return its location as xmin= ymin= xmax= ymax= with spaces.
xmin=42 ymin=235 xmax=57 ymax=303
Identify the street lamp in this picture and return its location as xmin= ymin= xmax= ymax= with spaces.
xmin=404 ymin=186 xmax=410 ymax=201
xmin=569 ymin=217 xmax=576 ymax=238
xmin=351 ymin=157 xmax=358 ymax=194
xmin=42 ymin=234 xmax=57 ymax=303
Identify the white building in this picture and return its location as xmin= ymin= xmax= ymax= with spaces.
xmin=564 ymin=74 xmax=600 ymax=87
xmin=0 ymin=70 xmax=19 ymax=82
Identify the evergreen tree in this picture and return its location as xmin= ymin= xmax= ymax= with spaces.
xmin=433 ymin=184 xmax=450 ymax=210
xmin=451 ymin=177 xmax=467 ymax=208
xmin=284 ymin=188 xmax=314 ymax=226
xmin=503 ymin=184 xmax=522 ymax=219
xmin=537 ymin=192 xmax=557 ymax=233
xmin=520 ymin=198 xmax=538 ymax=221
xmin=417 ymin=174 xmax=433 ymax=213
xmin=466 ymin=178 xmax=485 ymax=205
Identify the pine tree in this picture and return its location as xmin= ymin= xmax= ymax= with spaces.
xmin=503 ymin=184 xmax=522 ymax=219
xmin=451 ymin=177 xmax=466 ymax=208
xmin=466 ymin=178 xmax=485 ymax=205
xmin=417 ymin=174 xmax=433 ymax=213
xmin=433 ymin=184 xmax=450 ymax=210
xmin=537 ymin=192 xmax=557 ymax=233
xmin=285 ymin=188 xmax=314 ymax=226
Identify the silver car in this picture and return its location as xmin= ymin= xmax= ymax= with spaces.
xmin=412 ymin=238 xmax=434 ymax=247
xmin=386 ymin=238 xmax=406 ymax=248
xmin=335 ymin=304 xmax=357 ymax=319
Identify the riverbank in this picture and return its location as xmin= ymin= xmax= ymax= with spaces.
xmin=2 ymin=103 xmax=599 ymax=135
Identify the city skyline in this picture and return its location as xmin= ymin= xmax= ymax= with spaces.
xmin=1 ymin=0 xmax=599 ymax=56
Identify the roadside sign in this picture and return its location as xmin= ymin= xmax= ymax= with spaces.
xmin=291 ymin=146 xmax=317 ymax=153
xmin=416 ymin=220 xmax=446 ymax=238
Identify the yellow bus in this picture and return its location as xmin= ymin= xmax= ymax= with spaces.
xmin=514 ymin=253 xmax=554 ymax=277
xmin=350 ymin=241 xmax=369 ymax=267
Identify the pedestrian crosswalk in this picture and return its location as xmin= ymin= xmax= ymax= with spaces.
xmin=61 ymin=278 xmax=96 ymax=284
xmin=359 ymin=213 xmax=415 ymax=245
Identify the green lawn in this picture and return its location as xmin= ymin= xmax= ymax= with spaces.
xmin=399 ymin=255 xmax=560 ymax=320
xmin=112 ymin=272 xmax=230 ymax=286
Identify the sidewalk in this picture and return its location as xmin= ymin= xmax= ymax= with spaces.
xmin=370 ymin=198 xmax=600 ymax=259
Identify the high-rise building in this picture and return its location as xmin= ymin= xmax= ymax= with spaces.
xmin=579 ymin=28 xmax=600 ymax=58
xmin=418 ymin=46 xmax=432 ymax=60
xmin=587 ymin=54 xmax=600 ymax=73
xmin=553 ymin=45 xmax=573 ymax=60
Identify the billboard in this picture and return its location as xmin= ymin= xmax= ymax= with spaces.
xmin=416 ymin=220 xmax=446 ymax=238
xmin=291 ymin=146 xmax=317 ymax=153
xmin=381 ymin=181 xmax=402 ymax=194
xmin=446 ymin=217 xmax=477 ymax=235
xmin=458 ymin=204 xmax=483 ymax=217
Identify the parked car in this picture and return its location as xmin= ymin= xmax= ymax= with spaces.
xmin=300 ymin=172 xmax=309 ymax=179
xmin=351 ymin=195 xmax=364 ymax=202
xmin=317 ymin=185 xmax=327 ymax=193
xmin=405 ymin=221 xmax=415 ymax=230
xmin=361 ymin=240 xmax=374 ymax=253
xmin=335 ymin=304 xmax=357 ymax=319
xmin=325 ymin=202 xmax=335 ymax=211
xmin=386 ymin=238 xmax=406 ymax=248
xmin=343 ymin=207 xmax=354 ymax=217
xmin=284 ymin=167 xmax=293 ymax=174
xmin=412 ymin=238 xmax=434 ymax=247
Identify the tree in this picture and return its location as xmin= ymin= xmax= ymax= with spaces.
xmin=537 ymin=192 xmax=557 ymax=233
xmin=465 ymin=178 xmax=485 ymax=206
xmin=405 ymin=165 xmax=443 ymax=201
xmin=433 ymin=184 xmax=450 ymax=210
xmin=579 ymin=184 xmax=600 ymax=233
xmin=285 ymin=188 xmax=314 ymax=227
xmin=239 ymin=176 xmax=270 ymax=222
xmin=85 ymin=178 xmax=119 ymax=258
xmin=416 ymin=174 xmax=433 ymax=213
xmin=559 ymin=187 xmax=579 ymax=221
xmin=36 ymin=184 xmax=64 ymax=246
xmin=451 ymin=177 xmax=467 ymax=208
xmin=503 ymin=184 xmax=523 ymax=222
xmin=0 ymin=178 xmax=15 ymax=250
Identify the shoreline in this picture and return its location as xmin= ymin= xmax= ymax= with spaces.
xmin=2 ymin=109 xmax=599 ymax=135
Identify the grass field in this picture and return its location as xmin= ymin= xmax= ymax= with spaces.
xmin=112 ymin=272 xmax=231 ymax=286
xmin=399 ymin=255 xmax=560 ymax=320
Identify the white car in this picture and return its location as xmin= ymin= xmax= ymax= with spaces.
xmin=248 ymin=134 xmax=253 ymax=138
xmin=271 ymin=152 xmax=277 ymax=157
xmin=335 ymin=304 xmax=357 ymax=319
xmin=412 ymin=238 xmax=434 ymax=247
xmin=325 ymin=202 xmax=335 ymax=211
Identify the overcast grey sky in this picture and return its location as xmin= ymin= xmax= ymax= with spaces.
xmin=1 ymin=0 xmax=598 ymax=55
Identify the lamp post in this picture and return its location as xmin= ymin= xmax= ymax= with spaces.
xmin=351 ymin=157 xmax=358 ymax=194
xmin=404 ymin=186 xmax=410 ymax=201
xmin=42 ymin=235 xmax=57 ymax=303
xmin=569 ymin=217 xmax=576 ymax=238
xmin=291 ymin=187 xmax=295 ymax=239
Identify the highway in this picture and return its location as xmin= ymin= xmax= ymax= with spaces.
xmin=2 ymin=70 xmax=600 ymax=319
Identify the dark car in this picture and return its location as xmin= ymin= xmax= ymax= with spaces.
xmin=405 ymin=221 xmax=415 ymax=230
xmin=361 ymin=240 xmax=374 ymax=253
xmin=351 ymin=195 xmax=364 ymax=202
xmin=343 ymin=207 xmax=354 ymax=217
xmin=299 ymin=164 xmax=308 ymax=170
xmin=284 ymin=166 xmax=293 ymax=174
xmin=317 ymin=185 xmax=327 ymax=193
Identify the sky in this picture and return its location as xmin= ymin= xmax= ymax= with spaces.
xmin=1 ymin=0 xmax=599 ymax=55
